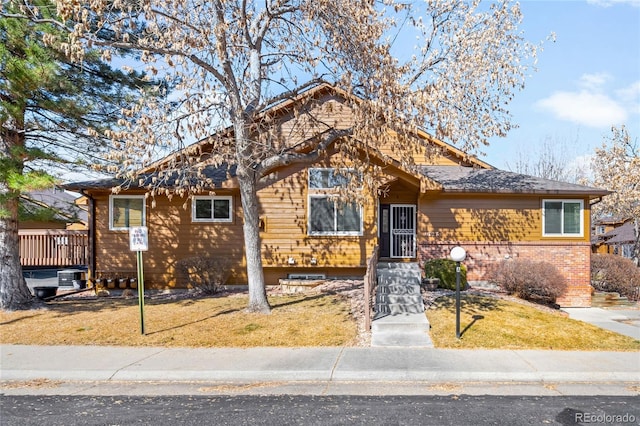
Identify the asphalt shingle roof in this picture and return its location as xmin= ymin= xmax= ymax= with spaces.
xmin=604 ymin=221 xmax=636 ymax=244
xmin=419 ymin=166 xmax=610 ymax=197
xmin=63 ymin=164 xmax=237 ymax=192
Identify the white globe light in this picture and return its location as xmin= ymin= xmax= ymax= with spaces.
xmin=450 ymin=246 xmax=466 ymax=262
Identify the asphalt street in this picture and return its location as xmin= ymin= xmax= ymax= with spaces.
xmin=2 ymin=395 xmax=639 ymax=426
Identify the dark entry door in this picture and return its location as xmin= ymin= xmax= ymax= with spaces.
xmin=379 ymin=204 xmax=391 ymax=258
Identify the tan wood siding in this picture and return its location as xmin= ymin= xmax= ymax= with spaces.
xmin=94 ymin=192 xmax=246 ymax=287
xmin=258 ymin=160 xmax=377 ymax=274
xmin=418 ymin=194 xmax=592 ymax=243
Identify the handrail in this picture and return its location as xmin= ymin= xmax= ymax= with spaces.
xmin=363 ymin=245 xmax=379 ymax=331
xmin=19 ymin=229 xmax=89 ymax=267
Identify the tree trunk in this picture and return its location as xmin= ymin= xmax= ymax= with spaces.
xmin=233 ymin=111 xmax=270 ymax=313
xmin=236 ymin=165 xmax=271 ymax=313
xmin=0 ymin=192 xmax=34 ymax=311
xmin=1 ymin=118 xmax=35 ymax=310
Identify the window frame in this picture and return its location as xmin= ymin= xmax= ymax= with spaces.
xmin=542 ymin=199 xmax=584 ymax=237
xmin=109 ymin=195 xmax=146 ymax=231
xmin=191 ymin=195 xmax=233 ymax=223
xmin=307 ymin=168 xmax=363 ymax=236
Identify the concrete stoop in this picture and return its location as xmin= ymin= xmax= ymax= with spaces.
xmin=372 ymin=262 xmax=433 ymax=347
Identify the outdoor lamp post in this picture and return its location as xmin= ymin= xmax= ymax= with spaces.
xmin=450 ymin=246 xmax=467 ymax=339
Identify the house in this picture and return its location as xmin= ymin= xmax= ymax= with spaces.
xmin=592 ymin=217 xmax=635 ymax=258
xmin=19 ymin=187 xmax=87 ymax=230
xmin=18 ymin=187 xmax=90 ymax=269
xmin=64 ymin=84 xmax=610 ymax=307
xmin=593 ymin=218 xmax=636 ymax=260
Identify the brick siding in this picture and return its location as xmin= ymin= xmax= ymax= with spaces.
xmin=418 ymin=241 xmax=592 ymax=307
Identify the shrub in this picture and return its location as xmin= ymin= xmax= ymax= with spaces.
xmin=175 ymin=256 xmax=231 ymax=295
xmin=423 ymin=259 xmax=467 ymax=290
xmin=591 ymin=254 xmax=640 ymax=301
xmin=489 ymin=259 xmax=566 ymax=305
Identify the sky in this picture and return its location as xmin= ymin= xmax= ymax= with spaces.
xmin=483 ymin=0 xmax=640 ymax=172
xmin=60 ymin=0 xmax=639 ymax=183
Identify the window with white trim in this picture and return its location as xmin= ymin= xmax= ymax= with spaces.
xmin=109 ymin=195 xmax=145 ymax=230
xmin=308 ymin=168 xmax=362 ymax=236
xmin=192 ymin=196 xmax=233 ymax=222
xmin=542 ymin=199 xmax=583 ymax=237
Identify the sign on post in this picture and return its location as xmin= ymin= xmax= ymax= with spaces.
xmin=129 ymin=226 xmax=149 ymax=252
xmin=129 ymin=226 xmax=148 ymax=334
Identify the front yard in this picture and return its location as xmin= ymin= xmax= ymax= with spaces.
xmin=426 ymin=294 xmax=640 ymax=351
xmin=1 ymin=281 xmax=639 ymax=350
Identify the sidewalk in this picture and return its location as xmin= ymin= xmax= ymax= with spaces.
xmin=1 ymin=344 xmax=639 ymax=396
xmin=562 ymin=307 xmax=640 ymax=340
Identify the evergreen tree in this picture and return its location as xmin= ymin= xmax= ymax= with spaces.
xmin=1 ymin=0 xmax=152 ymax=310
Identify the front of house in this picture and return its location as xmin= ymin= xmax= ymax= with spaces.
xmin=65 ymin=85 xmax=609 ymax=307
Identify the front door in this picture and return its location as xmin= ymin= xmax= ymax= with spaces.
xmin=391 ymin=204 xmax=416 ymax=258
xmin=379 ymin=204 xmax=391 ymax=257
xmin=381 ymin=204 xmax=416 ymax=258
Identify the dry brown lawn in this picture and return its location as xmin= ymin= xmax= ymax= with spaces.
xmin=427 ymin=294 xmax=640 ymax=351
xmin=0 ymin=291 xmax=359 ymax=348
xmin=3 ymin=286 xmax=639 ymax=351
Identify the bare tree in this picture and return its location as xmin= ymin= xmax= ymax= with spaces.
xmin=506 ymin=135 xmax=587 ymax=183
xmin=53 ymin=0 xmax=540 ymax=313
xmin=590 ymin=125 xmax=640 ymax=264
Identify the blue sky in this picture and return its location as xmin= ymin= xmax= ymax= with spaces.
xmin=61 ymin=0 xmax=639 ymax=182
xmin=484 ymin=0 xmax=640 ymax=171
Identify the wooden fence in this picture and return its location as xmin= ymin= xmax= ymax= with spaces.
xmin=363 ymin=245 xmax=379 ymax=331
xmin=19 ymin=229 xmax=89 ymax=267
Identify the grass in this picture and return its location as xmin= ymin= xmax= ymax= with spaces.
xmin=2 ymin=291 xmax=639 ymax=351
xmin=426 ymin=294 xmax=640 ymax=351
xmin=0 ymin=292 xmax=358 ymax=348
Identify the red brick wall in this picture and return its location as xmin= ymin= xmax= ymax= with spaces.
xmin=418 ymin=241 xmax=592 ymax=307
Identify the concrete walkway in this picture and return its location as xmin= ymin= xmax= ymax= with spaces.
xmin=563 ymin=307 xmax=640 ymax=340
xmin=1 ymin=344 xmax=638 ymax=395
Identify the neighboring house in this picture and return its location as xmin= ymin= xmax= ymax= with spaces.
xmin=64 ymin=84 xmax=609 ymax=307
xmin=593 ymin=219 xmax=636 ymax=260
xmin=18 ymin=187 xmax=90 ymax=268
xmin=19 ymin=187 xmax=88 ymax=230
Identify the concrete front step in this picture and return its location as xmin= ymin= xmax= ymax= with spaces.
xmin=374 ymin=304 xmax=425 ymax=316
xmin=376 ymin=293 xmax=424 ymax=305
xmin=372 ymin=262 xmax=432 ymax=347
xmin=371 ymin=313 xmax=433 ymax=347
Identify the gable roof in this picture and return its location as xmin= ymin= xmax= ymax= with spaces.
xmin=419 ymin=165 xmax=610 ymax=198
xmin=603 ymin=221 xmax=636 ymax=244
xmin=62 ymin=82 xmax=609 ymax=199
xmin=64 ymin=164 xmax=237 ymax=192
xmin=20 ymin=187 xmax=88 ymax=223
xmin=139 ymin=82 xmax=492 ymax=175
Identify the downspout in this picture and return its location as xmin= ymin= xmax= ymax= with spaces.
xmin=80 ymin=190 xmax=96 ymax=284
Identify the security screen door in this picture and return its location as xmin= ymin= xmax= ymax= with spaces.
xmin=390 ymin=205 xmax=416 ymax=258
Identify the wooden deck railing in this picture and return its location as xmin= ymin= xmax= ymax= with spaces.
xmin=363 ymin=245 xmax=379 ymax=331
xmin=19 ymin=229 xmax=89 ymax=267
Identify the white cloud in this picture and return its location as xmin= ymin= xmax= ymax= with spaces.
xmin=579 ymin=72 xmax=612 ymax=90
xmin=535 ymin=73 xmax=635 ymax=128
xmin=616 ymin=80 xmax=640 ymax=115
xmin=587 ymin=0 xmax=640 ymax=7
xmin=535 ymin=90 xmax=628 ymax=128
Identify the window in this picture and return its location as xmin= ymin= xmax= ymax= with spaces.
xmin=542 ymin=199 xmax=583 ymax=237
xmin=308 ymin=168 xmax=362 ymax=236
xmin=622 ymin=244 xmax=634 ymax=259
xmin=192 ymin=196 xmax=232 ymax=222
xmin=596 ymin=225 xmax=606 ymax=235
xmin=110 ymin=195 xmax=145 ymax=230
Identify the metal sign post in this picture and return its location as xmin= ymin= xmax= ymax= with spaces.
xmin=129 ymin=226 xmax=148 ymax=335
